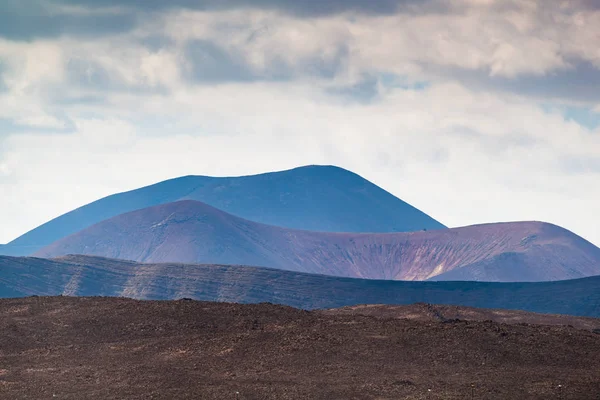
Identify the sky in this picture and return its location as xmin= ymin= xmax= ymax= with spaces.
xmin=0 ymin=0 xmax=599 ymax=246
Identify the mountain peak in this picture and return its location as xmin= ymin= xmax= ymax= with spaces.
xmin=3 ymin=166 xmax=445 ymax=256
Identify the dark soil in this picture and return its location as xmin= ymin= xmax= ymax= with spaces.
xmin=324 ymin=303 xmax=600 ymax=331
xmin=0 ymin=296 xmax=599 ymax=399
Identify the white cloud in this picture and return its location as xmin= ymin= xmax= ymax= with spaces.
xmin=146 ymin=1 xmax=599 ymax=80
xmin=0 ymin=39 xmax=65 ymax=91
xmin=0 ymin=39 xmax=67 ymax=129
xmin=0 ymin=162 xmax=10 ymax=177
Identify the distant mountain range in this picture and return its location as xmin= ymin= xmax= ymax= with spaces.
xmin=0 ymin=165 xmax=446 ymax=256
xmin=1 ymin=255 xmax=599 ymax=317
xmin=35 ymin=200 xmax=600 ymax=282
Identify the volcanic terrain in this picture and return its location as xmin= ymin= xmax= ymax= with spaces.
xmin=2 ymin=255 xmax=599 ymax=317
xmin=0 ymin=296 xmax=598 ymax=400
xmin=325 ymin=303 xmax=600 ymax=331
xmin=35 ymin=200 xmax=600 ymax=282
xmin=1 ymin=165 xmax=445 ymax=256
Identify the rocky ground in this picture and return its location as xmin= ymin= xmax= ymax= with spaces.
xmin=324 ymin=303 xmax=600 ymax=331
xmin=0 ymin=296 xmax=599 ymax=399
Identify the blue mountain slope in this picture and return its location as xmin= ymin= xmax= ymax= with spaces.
xmin=1 ymin=165 xmax=446 ymax=256
xmin=0 ymin=255 xmax=599 ymax=317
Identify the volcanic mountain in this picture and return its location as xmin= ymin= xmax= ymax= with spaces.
xmin=1 ymin=255 xmax=599 ymax=317
xmin=0 ymin=165 xmax=445 ymax=256
xmin=35 ymin=200 xmax=600 ymax=282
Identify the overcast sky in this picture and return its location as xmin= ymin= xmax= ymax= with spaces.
xmin=0 ymin=0 xmax=599 ymax=246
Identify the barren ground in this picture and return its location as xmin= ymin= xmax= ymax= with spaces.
xmin=0 ymin=296 xmax=599 ymax=399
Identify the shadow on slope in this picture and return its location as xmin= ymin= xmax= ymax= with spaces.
xmin=1 ymin=255 xmax=599 ymax=317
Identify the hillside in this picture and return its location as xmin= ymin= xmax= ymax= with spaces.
xmin=0 ymin=296 xmax=599 ymax=399
xmin=2 ymin=255 xmax=600 ymax=317
xmin=0 ymin=165 xmax=445 ymax=256
xmin=35 ymin=200 xmax=600 ymax=282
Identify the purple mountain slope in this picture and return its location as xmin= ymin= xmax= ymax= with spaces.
xmin=35 ymin=200 xmax=600 ymax=282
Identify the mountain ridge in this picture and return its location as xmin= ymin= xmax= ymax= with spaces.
xmin=34 ymin=200 xmax=600 ymax=282
xmin=1 ymin=254 xmax=600 ymax=317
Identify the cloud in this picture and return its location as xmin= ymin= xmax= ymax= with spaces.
xmin=3 ymin=1 xmax=600 ymax=100
xmin=183 ymin=39 xmax=260 ymax=83
xmin=561 ymin=155 xmax=600 ymax=175
xmin=435 ymin=60 xmax=600 ymax=105
xmin=52 ymin=0 xmax=432 ymax=17
xmin=0 ymin=0 xmax=137 ymax=40
xmin=141 ymin=3 xmax=600 ymax=99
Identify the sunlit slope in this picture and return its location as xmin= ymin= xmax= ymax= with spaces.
xmin=35 ymin=200 xmax=600 ymax=282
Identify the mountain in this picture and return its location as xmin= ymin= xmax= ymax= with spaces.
xmin=0 ymin=165 xmax=446 ymax=256
xmin=2 ymin=255 xmax=599 ymax=317
xmin=35 ymin=200 xmax=600 ymax=282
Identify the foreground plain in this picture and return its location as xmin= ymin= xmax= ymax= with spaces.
xmin=0 ymin=297 xmax=599 ymax=399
